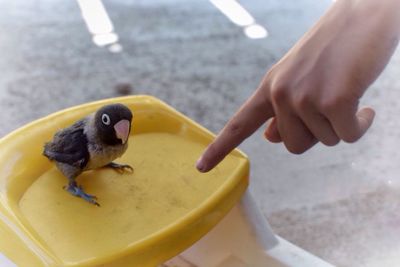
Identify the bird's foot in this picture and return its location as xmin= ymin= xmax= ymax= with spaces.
xmin=64 ymin=183 xmax=100 ymax=206
xmin=105 ymin=162 xmax=134 ymax=173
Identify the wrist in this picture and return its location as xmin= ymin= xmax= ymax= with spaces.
xmin=335 ymin=0 xmax=400 ymax=36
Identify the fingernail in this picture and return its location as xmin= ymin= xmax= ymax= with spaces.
xmin=263 ymin=130 xmax=270 ymax=140
xmin=196 ymin=157 xmax=206 ymax=172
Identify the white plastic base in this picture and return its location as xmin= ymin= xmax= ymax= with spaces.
xmin=0 ymin=191 xmax=335 ymax=267
xmin=0 ymin=253 xmax=16 ymax=267
xmin=163 ymin=190 xmax=334 ymax=267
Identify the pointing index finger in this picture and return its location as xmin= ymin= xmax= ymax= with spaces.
xmin=196 ymin=89 xmax=274 ymax=172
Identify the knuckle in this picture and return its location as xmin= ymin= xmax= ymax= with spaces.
xmin=270 ymin=83 xmax=289 ymax=105
xmin=320 ymin=96 xmax=353 ymax=115
xmin=321 ymin=136 xmax=340 ymax=146
xmin=294 ymin=93 xmax=312 ymax=111
xmin=284 ymin=131 xmax=316 ymax=154
xmin=341 ymin=133 xmax=361 ymax=143
xmin=320 ymin=98 xmax=339 ymax=114
xmin=285 ymin=142 xmax=308 ymax=154
xmin=226 ymin=121 xmax=245 ymax=139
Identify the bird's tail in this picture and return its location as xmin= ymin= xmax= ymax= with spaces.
xmin=43 ymin=142 xmax=54 ymax=160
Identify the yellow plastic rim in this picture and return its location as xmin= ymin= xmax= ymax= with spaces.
xmin=0 ymin=95 xmax=249 ymax=267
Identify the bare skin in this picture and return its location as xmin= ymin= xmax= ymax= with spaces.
xmin=197 ymin=0 xmax=400 ymax=173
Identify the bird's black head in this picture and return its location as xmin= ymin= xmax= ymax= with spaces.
xmin=94 ymin=103 xmax=133 ymax=145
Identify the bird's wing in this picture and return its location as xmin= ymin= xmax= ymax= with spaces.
xmin=43 ymin=119 xmax=90 ymax=168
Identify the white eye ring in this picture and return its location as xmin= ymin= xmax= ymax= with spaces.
xmin=102 ymin=114 xmax=111 ymax=125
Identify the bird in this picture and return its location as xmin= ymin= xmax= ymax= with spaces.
xmin=43 ymin=103 xmax=133 ymax=206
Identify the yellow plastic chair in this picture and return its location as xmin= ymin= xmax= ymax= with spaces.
xmin=0 ymin=96 xmax=333 ymax=267
xmin=0 ymin=95 xmax=249 ymax=266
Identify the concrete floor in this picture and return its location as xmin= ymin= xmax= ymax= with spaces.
xmin=1 ymin=0 xmax=400 ymax=266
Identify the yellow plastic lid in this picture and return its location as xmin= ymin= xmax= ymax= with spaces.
xmin=0 ymin=95 xmax=249 ymax=267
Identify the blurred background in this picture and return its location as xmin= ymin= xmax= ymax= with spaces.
xmin=1 ymin=0 xmax=400 ymax=266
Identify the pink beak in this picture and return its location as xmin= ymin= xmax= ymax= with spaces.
xmin=114 ymin=119 xmax=130 ymax=144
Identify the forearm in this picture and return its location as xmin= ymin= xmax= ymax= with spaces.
xmin=282 ymin=0 xmax=400 ymax=91
xmin=334 ymin=0 xmax=400 ymax=38
xmin=337 ymin=0 xmax=400 ymax=87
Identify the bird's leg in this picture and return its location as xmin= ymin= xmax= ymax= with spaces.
xmin=105 ymin=162 xmax=134 ymax=173
xmin=63 ymin=180 xmax=100 ymax=206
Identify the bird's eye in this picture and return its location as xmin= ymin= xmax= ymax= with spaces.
xmin=102 ymin=114 xmax=111 ymax=125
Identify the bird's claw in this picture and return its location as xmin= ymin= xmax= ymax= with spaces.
xmin=119 ymin=164 xmax=134 ymax=172
xmin=106 ymin=162 xmax=134 ymax=173
xmin=64 ymin=184 xmax=100 ymax=206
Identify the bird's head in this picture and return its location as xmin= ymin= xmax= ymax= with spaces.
xmin=94 ymin=103 xmax=133 ymax=145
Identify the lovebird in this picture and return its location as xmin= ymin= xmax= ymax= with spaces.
xmin=43 ymin=103 xmax=133 ymax=206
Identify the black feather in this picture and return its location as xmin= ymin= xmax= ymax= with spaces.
xmin=43 ymin=119 xmax=90 ymax=169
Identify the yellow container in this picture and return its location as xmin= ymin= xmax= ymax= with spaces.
xmin=0 ymin=95 xmax=249 ymax=267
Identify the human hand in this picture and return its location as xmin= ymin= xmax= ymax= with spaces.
xmin=197 ymin=0 xmax=400 ymax=172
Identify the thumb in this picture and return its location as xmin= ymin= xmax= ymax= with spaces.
xmin=329 ymin=104 xmax=375 ymax=143
xmin=355 ymin=106 xmax=375 ymax=138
